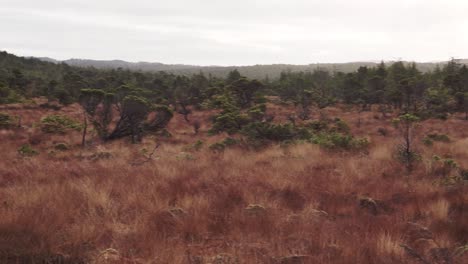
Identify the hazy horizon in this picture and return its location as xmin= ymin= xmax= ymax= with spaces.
xmin=2 ymin=50 xmax=460 ymax=68
xmin=2 ymin=0 xmax=468 ymax=66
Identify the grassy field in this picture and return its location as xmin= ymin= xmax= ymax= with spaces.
xmin=0 ymin=99 xmax=467 ymax=263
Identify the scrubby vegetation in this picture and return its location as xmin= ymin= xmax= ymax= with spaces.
xmin=0 ymin=112 xmax=16 ymax=129
xmin=40 ymin=114 xmax=82 ymax=134
xmin=0 ymin=51 xmax=467 ymax=263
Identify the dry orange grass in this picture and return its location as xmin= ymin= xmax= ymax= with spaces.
xmin=0 ymin=102 xmax=467 ymax=263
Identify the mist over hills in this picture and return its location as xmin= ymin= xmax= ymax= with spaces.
xmin=34 ymin=55 xmax=464 ymax=80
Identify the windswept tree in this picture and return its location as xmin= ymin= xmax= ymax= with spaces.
xmin=145 ymin=105 xmax=174 ymax=132
xmin=109 ymin=96 xmax=150 ymax=143
xmin=385 ymin=62 xmax=408 ymax=109
xmin=278 ymin=70 xmax=335 ymax=120
xmin=455 ymin=91 xmax=468 ymax=120
xmin=442 ymin=61 xmax=468 ymax=120
xmin=190 ymin=72 xmax=210 ymax=108
xmin=423 ymin=86 xmax=452 ymax=119
xmin=60 ymin=71 xmax=88 ymax=104
xmin=278 ymin=71 xmax=311 ymax=119
xmin=393 ymin=113 xmax=420 ymax=173
xmin=173 ymin=76 xmax=193 ymax=122
xmin=79 ymin=85 xmax=173 ymax=144
xmin=79 ymin=89 xmax=113 ymax=146
xmin=227 ymin=78 xmax=263 ymax=108
xmin=226 ymin=69 xmax=242 ymax=84
xmin=298 ymin=89 xmax=313 ymax=120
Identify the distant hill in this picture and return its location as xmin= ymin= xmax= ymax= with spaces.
xmin=27 ymin=54 xmax=467 ymax=79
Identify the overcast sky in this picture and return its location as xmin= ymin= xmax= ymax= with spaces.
xmin=1 ymin=0 xmax=468 ymax=65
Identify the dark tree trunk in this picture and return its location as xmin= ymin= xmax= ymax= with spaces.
xmin=81 ymin=112 xmax=87 ymax=147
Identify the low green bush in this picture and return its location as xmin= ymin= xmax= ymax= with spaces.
xmin=460 ymin=170 xmax=468 ymax=181
xmin=241 ymin=122 xmax=296 ymax=142
xmin=377 ymin=127 xmax=388 ymax=136
xmin=247 ymin=104 xmax=267 ymax=121
xmin=331 ymin=118 xmax=350 ymax=134
xmin=0 ymin=112 xmax=16 ymax=129
xmin=423 ymin=133 xmax=450 ymax=146
xmin=209 ymin=142 xmax=226 ymax=152
xmin=210 ymin=112 xmax=250 ymax=135
xmin=193 ymin=140 xmax=204 ymax=151
xmin=18 ymin=144 xmax=38 ymax=157
xmin=40 ymin=115 xmax=82 ymax=134
xmin=306 ymin=120 xmax=329 ymax=132
xmin=422 ymin=137 xmax=433 ymax=146
xmin=426 ymin=133 xmax=450 ymax=142
xmin=395 ymin=147 xmax=421 ymax=165
xmin=311 ymin=132 xmax=369 ymax=151
xmin=306 ymin=118 xmax=350 ymax=134
xmin=209 ymin=137 xmax=240 ymax=152
xmin=54 ymin=142 xmax=70 ymax=151
xmin=223 ymin=137 xmax=239 ymax=146
xmin=184 ymin=140 xmax=204 ymax=152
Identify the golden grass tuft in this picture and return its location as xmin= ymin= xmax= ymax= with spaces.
xmin=376 ymin=232 xmax=404 ymax=257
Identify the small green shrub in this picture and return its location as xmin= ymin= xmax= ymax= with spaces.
xmin=426 ymin=133 xmax=450 ymax=143
xmin=157 ymin=129 xmax=172 ymax=138
xmin=430 ymin=157 xmax=464 ymax=185
xmin=434 ymin=112 xmax=448 ymax=120
xmin=454 ymin=244 xmax=468 ymax=257
xmin=430 ymin=155 xmax=460 ymax=178
xmin=443 ymin=158 xmax=458 ymax=168
xmin=253 ymin=93 xmax=267 ymax=104
xmin=311 ymin=132 xmax=369 ymax=151
xmin=423 ymin=133 xmax=450 ymax=146
xmin=306 ymin=118 xmax=350 ymax=134
xmin=88 ymin=151 xmax=112 ymax=161
xmin=242 ymin=122 xmax=296 ymax=142
xmin=54 ymin=142 xmax=70 ymax=151
xmin=176 ymin=152 xmax=195 ymax=160
xmin=332 ymin=118 xmax=350 ymax=134
xmin=184 ymin=140 xmax=204 ymax=152
xmin=208 ymin=138 xmax=239 ymax=152
xmin=209 ymin=142 xmax=226 ymax=152
xmin=247 ymin=104 xmax=266 ymax=121
xmin=222 ymin=137 xmax=239 ymax=146
xmin=40 ymin=115 xmax=82 ymax=134
xmin=438 ymin=175 xmax=464 ymax=186
xmin=193 ymin=140 xmax=204 ymax=151
xmin=18 ymin=144 xmax=38 ymax=157
xmin=39 ymin=102 xmax=62 ymax=110
xmin=377 ymin=127 xmax=388 ymax=136
xmin=392 ymin=114 xmax=420 ymax=172
xmin=295 ymin=127 xmax=313 ymax=140
xmin=396 ymin=146 xmax=421 ymax=165
xmin=422 ymin=137 xmax=433 ymax=146
xmin=0 ymin=112 xmax=16 ymax=129
xmin=460 ymin=170 xmax=468 ymax=181
xmin=210 ymin=112 xmax=250 ymax=134
xmin=306 ymin=120 xmax=329 ymax=132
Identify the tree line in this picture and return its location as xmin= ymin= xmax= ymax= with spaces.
xmin=1 ymin=51 xmax=467 ymax=144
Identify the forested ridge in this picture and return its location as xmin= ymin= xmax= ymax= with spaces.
xmin=39 ymin=55 xmax=467 ymax=79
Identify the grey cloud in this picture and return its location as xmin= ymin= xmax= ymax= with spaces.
xmin=1 ymin=0 xmax=468 ymax=65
